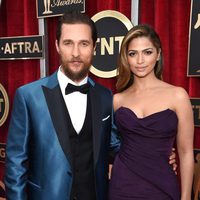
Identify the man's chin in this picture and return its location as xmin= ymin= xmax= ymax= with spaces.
xmin=63 ymin=69 xmax=89 ymax=82
xmin=69 ymin=74 xmax=88 ymax=82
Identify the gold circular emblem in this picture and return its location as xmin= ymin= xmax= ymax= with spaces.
xmin=91 ymin=10 xmax=133 ymax=78
xmin=0 ymin=84 xmax=9 ymax=127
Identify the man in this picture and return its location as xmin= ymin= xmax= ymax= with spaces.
xmin=5 ymin=12 xmax=119 ymax=200
xmin=5 ymin=12 xmax=175 ymax=200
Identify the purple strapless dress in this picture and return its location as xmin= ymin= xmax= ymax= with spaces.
xmin=109 ymin=107 xmax=180 ymax=200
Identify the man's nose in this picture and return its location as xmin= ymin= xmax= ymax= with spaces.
xmin=72 ymin=45 xmax=80 ymax=57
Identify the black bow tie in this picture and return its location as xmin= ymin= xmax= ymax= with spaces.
xmin=65 ymin=83 xmax=90 ymax=95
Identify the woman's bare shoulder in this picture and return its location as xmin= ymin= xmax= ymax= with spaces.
xmin=170 ymin=86 xmax=189 ymax=100
xmin=113 ymin=90 xmax=129 ymax=111
xmin=163 ymin=84 xmax=191 ymax=111
xmin=160 ymin=82 xmax=188 ymax=97
xmin=113 ymin=93 xmax=123 ymax=111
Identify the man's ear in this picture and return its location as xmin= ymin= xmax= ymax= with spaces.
xmin=93 ymin=43 xmax=97 ymax=55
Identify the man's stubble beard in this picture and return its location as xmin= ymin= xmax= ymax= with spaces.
xmin=62 ymin=62 xmax=91 ymax=82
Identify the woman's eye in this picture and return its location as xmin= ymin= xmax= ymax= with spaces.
xmin=128 ymin=51 xmax=136 ymax=57
xmin=144 ymin=50 xmax=153 ymax=55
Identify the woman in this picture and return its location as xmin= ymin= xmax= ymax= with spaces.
xmin=109 ymin=24 xmax=194 ymax=200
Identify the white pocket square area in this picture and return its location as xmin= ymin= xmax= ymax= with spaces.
xmin=102 ymin=115 xmax=110 ymax=121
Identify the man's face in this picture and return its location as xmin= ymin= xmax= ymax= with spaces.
xmin=56 ymin=23 xmax=95 ymax=83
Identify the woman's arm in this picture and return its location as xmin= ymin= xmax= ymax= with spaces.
xmin=175 ymin=87 xmax=194 ymax=200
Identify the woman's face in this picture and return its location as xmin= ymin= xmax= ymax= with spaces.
xmin=127 ymin=36 xmax=160 ymax=79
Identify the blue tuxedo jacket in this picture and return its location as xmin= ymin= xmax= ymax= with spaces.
xmin=5 ymin=71 xmax=120 ymax=200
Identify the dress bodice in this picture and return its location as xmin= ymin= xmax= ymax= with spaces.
xmin=115 ymin=107 xmax=178 ymax=158
xmin=110 ymin=107 xmax=180 ymax=200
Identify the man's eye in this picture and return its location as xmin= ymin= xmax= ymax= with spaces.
xmin=64 ymin=41 xmax=71 ymax=45
xmin=82 ymin=42 xmax=89 ymax=46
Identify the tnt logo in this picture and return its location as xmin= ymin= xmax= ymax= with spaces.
xmin=91 ymin=10 xmax=133 ymax=78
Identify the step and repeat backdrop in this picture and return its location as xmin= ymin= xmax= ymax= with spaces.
xmin=0 ymin=0 xmax=200 ymax=199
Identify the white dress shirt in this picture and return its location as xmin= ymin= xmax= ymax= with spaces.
xmin=57 ymin=68 xmax=88 ymax=134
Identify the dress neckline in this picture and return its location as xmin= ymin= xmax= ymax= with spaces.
xmin=115 ymin=106 xmax=176 ymax=120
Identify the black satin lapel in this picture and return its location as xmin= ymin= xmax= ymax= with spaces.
xmin=42 ymin=85 xmax=72 ymax=166
xmin=89 ymin=87 xmax=102 ymax=165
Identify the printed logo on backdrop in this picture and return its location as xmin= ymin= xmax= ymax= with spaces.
xmin=0 ymin=84 xmax=9 ymax=127
xmin=187 ymin=0 xmax=200 ymax=76
xmin=0 ymin=35 xmax=43 ymax=60
xmin=37 ymin=0 xmax=85 ymax=18
xmin=0 ymin=143 xmax=5 ymax=163
xmin=191 ymin=98 xmax=200 ymax=127
xmin=91 ymin=10 xmax=133 ymax=78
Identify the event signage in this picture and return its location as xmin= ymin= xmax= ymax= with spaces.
xmin=0 ymin=35 xmax=43 ymax=60
xmin=191 ymin=98 xmax=200 ymax=126
xmin=0 ymin=84 xmax=9 ymax=127
xmin=187 ymin=0 xmax=200 ymax=76
xmin=0 ymin=143 xmax=6 ymax=163
xmin=37 ymin=0 xmax=85 ymax=18
xmin=91 ymin=10 xmax=133 ymax=78
xmin=0 ymin=144 xmax=6 ymax=199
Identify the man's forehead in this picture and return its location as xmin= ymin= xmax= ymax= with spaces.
xmin=60 ymin=24 xmax=92 ymax=39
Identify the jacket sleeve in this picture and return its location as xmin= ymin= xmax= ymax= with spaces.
xmin=5 ymin=88 xmax=30 ymax=200
xmin=108 ymin=99 xmax=121 ymax=163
